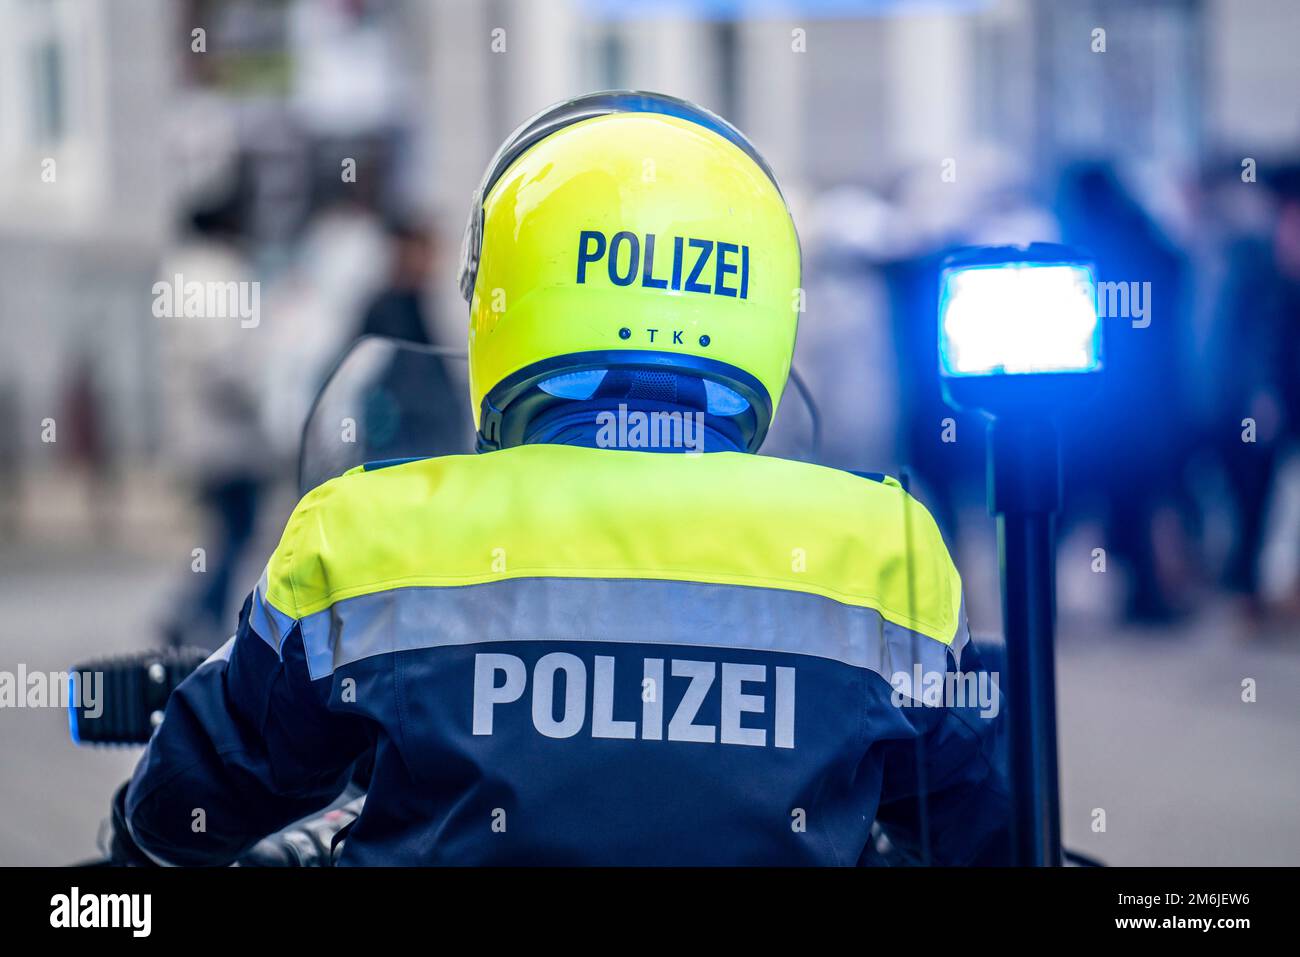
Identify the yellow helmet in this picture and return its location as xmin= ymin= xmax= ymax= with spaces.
xmin=458 ymin=91 xmax=800 ymax=452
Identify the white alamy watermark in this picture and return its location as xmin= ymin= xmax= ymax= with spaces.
xmin=50 ymin=887 xmax=151 ymax=938
xmin=1095 ymin=280 xmax=1151 ymax=328
xmin=0 ymin=665 xmax=101 ymax=717
xmin=595 ymin=403 xmax=705 ymax=454
xmin=151 ymin=274 xmax=260 ymax=328
xmin=890 ymin=666 xmax=999 ymax=719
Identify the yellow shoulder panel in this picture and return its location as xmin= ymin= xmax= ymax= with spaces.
xmin=263 ymin=445 xmax=962 ymax=643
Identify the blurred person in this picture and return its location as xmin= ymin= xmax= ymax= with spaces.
xmin=1055 ymin=161 xmax=1194 ymax=624
xmin=258 ymin=198 xmax=390 ymax=470
xmin=358 ymin=219 xmax=438 ymax=345
xmin=1208 ymin=165 xmax=1300 ymax=621
xmin=1270 ymin=168 xmax=1300 ymax=492
xmin=1208 ymin=222 xmax=1283 ymax=617
xmin=348 ymin=218 xmax=469 ymax=461
xmin=58 ymin=350 xmax=116 ymax=541
xmin=1275 ymin=211 xmax=1300 ymax=623
xmin=113 ymin=92 xmax=1007 ymax=866
xmin=157 ymin=178 xmax=270 ymax=650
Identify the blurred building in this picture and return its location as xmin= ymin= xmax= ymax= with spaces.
xmin=2 ymin=0 xmax=1299 ymax=500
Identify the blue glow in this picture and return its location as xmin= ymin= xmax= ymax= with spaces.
xmin=67 ymin=672 xmax=80 ymax=745
xmin=939 ymin=262 xmax=1101 ymax=376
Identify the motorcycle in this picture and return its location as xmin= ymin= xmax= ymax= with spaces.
xmin=68 ymin=337 xmax=1094 ymax=866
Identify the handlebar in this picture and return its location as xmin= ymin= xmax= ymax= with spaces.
xmin=69 ymin=647 xmax=211 ymax=746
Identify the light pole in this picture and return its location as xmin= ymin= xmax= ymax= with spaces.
xmin=938 ymin=244 xmax=1104 ymax=866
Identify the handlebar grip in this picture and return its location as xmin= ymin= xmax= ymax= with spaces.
xmin=69 ymin=648 xmax=211 ymax=746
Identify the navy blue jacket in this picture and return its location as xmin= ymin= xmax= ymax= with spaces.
xmin=127 ymin=441 xmax=1009 ymax=865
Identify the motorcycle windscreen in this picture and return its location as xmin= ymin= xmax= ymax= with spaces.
xmin=298 ymin=336 xmax=473 ymax=497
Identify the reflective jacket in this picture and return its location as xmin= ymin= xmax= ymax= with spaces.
xmin=126 ymin=443 xmax=1008 ymax=865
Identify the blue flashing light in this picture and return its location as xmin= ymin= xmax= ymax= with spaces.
xmin=939 ymin=261 xmax=1101 ymax=377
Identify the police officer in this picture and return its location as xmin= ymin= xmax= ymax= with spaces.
xmin=120 ymin=92 xmax=1008 ymax=865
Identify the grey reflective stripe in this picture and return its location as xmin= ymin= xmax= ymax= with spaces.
xmin=297 ymin=577 xmax=957 ymax=683
xmin=250 ymin=568 xmax=297 ymax=656
xmin=204 ymin=636 xmax=237 ymax=666
xmin=951 ymin=599 xmax=972 ymax=665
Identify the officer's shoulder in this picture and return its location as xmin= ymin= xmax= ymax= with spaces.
xmin=816 ymin=461 xmax=931 ymax=516
xmin=745 ymin=453 xmax=909 ymax=497
xmin=288 ymin=454 xmax=467 ymax=521
xmin=746 ymin=454 xmax=948 ymax=539
xmin=844 ymin=468 xmax=904 ymax=490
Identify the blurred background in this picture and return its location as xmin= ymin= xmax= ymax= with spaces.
xmin=1 ymin=0 xmax=1298 ymax=865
